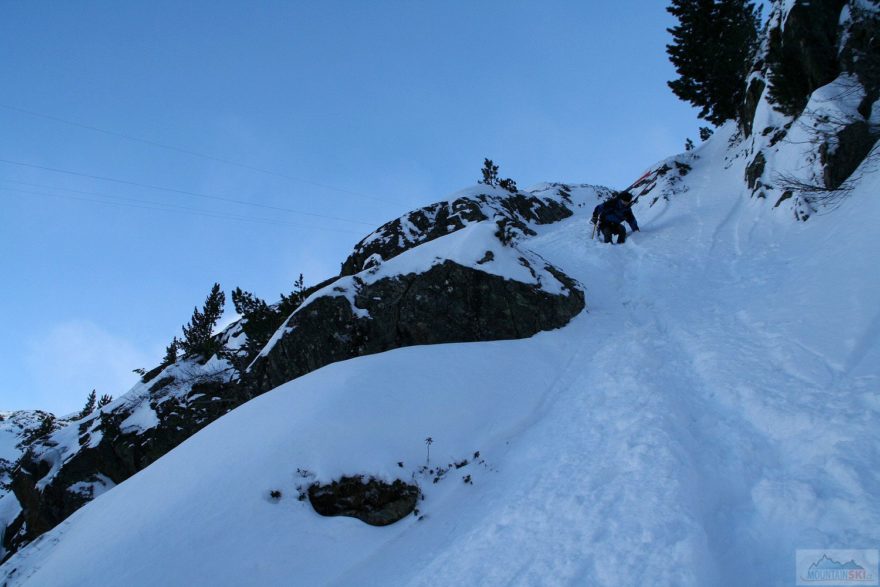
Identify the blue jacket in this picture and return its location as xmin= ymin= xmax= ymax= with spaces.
xmin=592 ymin=197 xmax=639 ymax=231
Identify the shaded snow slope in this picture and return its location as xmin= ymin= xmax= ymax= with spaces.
xmin=2 ymin=127 xmax=878 ymax=585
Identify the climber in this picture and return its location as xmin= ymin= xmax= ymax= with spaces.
xmin=591 ymin=191 xmax=639 ymax=244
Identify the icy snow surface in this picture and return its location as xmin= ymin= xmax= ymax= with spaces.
xmin=2 ymin=136 xmax=879 ymax=586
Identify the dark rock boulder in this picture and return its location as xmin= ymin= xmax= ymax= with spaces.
xmin=821 ymin=120 xmax=879 ymax=190
xmin=745 ymin=152 xmax=766 ymax=193
xmin=308 ymin=476 xmax=420 ymax=526
xmin=249 ymin=259 xmax=584 ymax=392
xmin=766 ymin=0 xmax=846 ymax=116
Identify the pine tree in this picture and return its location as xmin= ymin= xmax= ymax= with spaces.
xmin=278 ymin=273 xmax=306 ymax=318
xmin=479 ymin=158 xmax=499 ymax=187
xmin=78 ymin=390 xmax=97 ymax=419
xmin=97 ymin=394 xmax=113 ymax=408
xmin=181 ymin=283 xmax=226 ymax=358
xmin=699 ymin=126 xmax=714 ymax=141
xmin=479 ymin=159 xmax=518 ymax=193
xmin=666 ymin=0 xmax=761 ymax=125
xmin=163 ymin=337 xmax=180 ymax=365
xmin=685 ymin=138 xmax=696 ymax=151
xmin=233 ymin=287 xmax=282 ymax=354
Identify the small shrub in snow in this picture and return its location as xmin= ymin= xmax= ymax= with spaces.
xmin=478 ymin=158 xmax=518 ymax=193
xmin=30 ymin=412 xmax=57 ymax=442
xmin=498 ymin=177 xmax=518 ymax=193
xmin=424 ymin=436 xmax=433 ymax=466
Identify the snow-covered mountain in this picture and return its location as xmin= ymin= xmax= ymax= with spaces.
xmin=1 ymin=1 xmax=878 ymax=585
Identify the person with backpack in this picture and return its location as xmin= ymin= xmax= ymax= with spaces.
xmin=591 ymin=191 xmax=639 ymax=244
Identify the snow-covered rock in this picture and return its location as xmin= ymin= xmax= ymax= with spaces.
xmin=2 ymin=185 xmax=596 ymax=561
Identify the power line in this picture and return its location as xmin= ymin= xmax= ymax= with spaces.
xmin=0 ymin=102 xmax=408 ymax=206
xmin=0 ymin=157 xmax=379 ymax=227
xmin=0 ymin=185 xmax=365 ymax=235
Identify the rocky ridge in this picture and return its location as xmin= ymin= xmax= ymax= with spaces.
xmin=0 ymin=183 xmax=599 ymax=560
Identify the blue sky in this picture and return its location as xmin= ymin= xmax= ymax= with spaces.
xmin=1 ymin=1 xmax=709 ymax=414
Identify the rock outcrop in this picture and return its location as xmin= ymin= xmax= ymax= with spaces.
xmin=308 ymin=476 xmax=420 ymax=526
xmin=250 ymin=259 xmax=584 ymax=393
xmin=341 ymin=187 xmax=574 ymax=276
xmin=735 ymin=1 xmax=879 ymax=216
xmin=2 ymin=185 xmax=593 ymax=561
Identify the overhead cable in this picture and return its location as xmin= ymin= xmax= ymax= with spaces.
xmin=0 ymin=102 xmax=407 ymax=206
xmin=0 ymin=157 xmax=378 ymax=227
xmin=0 ymin=185 xmax=364 ymax=235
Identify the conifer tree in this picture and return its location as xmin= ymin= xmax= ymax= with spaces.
xmin=78 ymin=390 xmax=97 ymax=419
xmin=181 ymin=283 xmax=226 ymax=358
xmin=479 ymin=159 xmax=518 ymax=193
xmin=232 ymin=287 xmax=281 ymax=354
xmin=163 ymin=337 xmax=180 ymax=365
xmin=666 ymin=0 xmax=761 ymax=125
xmin=479 ymin=159 xmax=499 ymax=187
xmin=97 ymin=394 xmax=113 ymax=408
xmin=278 ymin=273 xmax=306 ymax=318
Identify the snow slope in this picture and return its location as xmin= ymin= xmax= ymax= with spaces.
xmin=1 ymin=125 xmax=878 ymax=586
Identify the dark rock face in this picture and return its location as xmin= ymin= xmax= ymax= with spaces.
xmin=308 ymin=476 xmax=420 ymax=526
xmin=821 ymin=121 xmax=879 ymax=190
xmin=4 ymin=379 xmax=249 ymax=556
xmin=839 ymin=5 xmax=880 ymax=109
xmin=745 ymin=152 xmax=766 ymax=192
xmin=341 ymin=191 xmax=573 ymax=276
xmin=250 ymin=259 xmax=585 ymax=392
xmin=766 ymin=0 xmax=847 ymax=115
xmin=741 ymin=77 xmax=766 ymax=137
